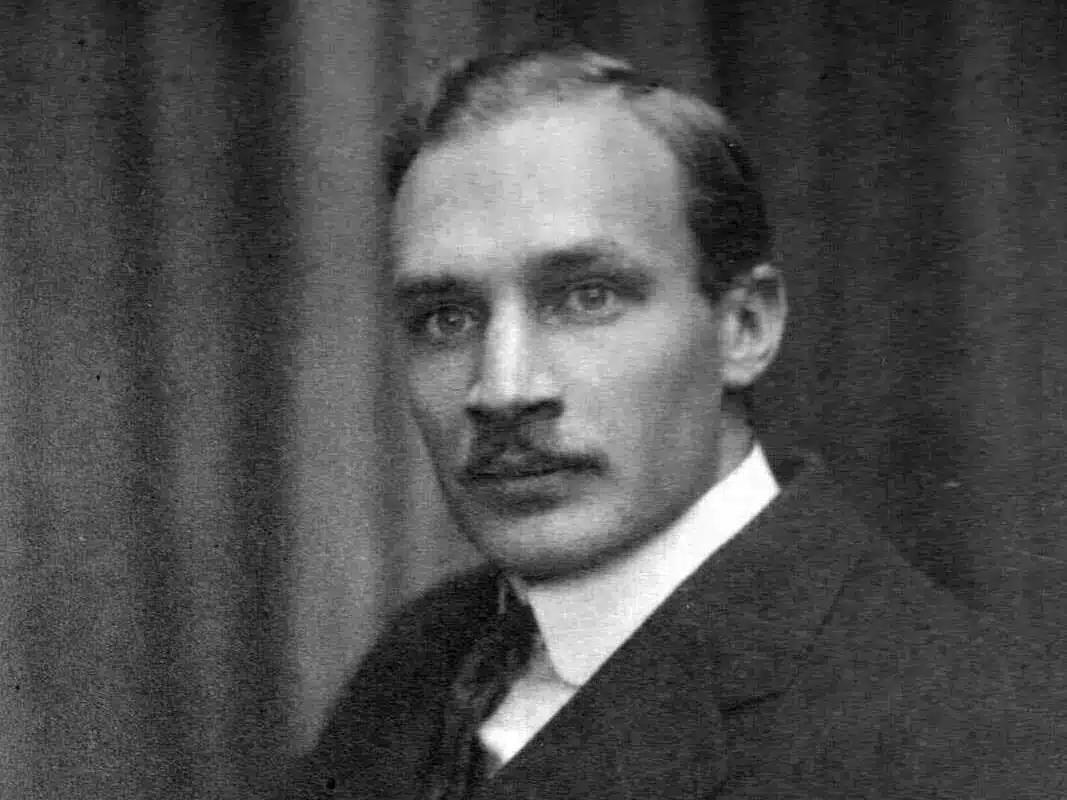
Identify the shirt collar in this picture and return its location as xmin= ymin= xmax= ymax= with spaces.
xmin=512 ymin=442 xmax=780 ymax=687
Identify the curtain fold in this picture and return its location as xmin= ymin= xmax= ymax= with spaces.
xmin=290 ymin=0 xmax=401 ymax=754
xmin=2 ymin=1 xmax=296 ymax=796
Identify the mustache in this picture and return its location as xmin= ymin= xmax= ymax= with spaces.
xmin=461 ymin=436 xmax=602 ymax=481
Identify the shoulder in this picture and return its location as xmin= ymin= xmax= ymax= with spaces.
xmin=334 ymin=565 xmax=500 ymax=713
xmin=797 ymin=525 xmax=1067 ymax=793
xmin=756 ymin=447 xmax=1067 ymax=789
xmin=276 ymin=567 xmax=500 ymax=800
xmin=377 ymin=566 xmax=501 ymax=653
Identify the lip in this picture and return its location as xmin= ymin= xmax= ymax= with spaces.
xmin=463 ymin=450 xmax=595 ymax=482
xmin=460 ymin=463 xmax=593 ymax=510
xmin=466 ymin=463 xmax=571 ymax=481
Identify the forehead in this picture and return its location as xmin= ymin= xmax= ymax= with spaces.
xmin=391 ymin=99 xmax=694 ymax=282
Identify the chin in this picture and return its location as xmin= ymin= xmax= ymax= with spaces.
xmin=464 ymin=509 xmax=642 ymax=583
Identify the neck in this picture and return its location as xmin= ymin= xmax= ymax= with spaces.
xmin=716 ymin=413 xmax=754 ymax=485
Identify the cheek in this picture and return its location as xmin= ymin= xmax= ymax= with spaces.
xmin=567 ymin=312 xmax=721 ymax=436
xmin=405 ymin=354 xmax=470 ymax=448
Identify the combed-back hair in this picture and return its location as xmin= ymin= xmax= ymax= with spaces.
xmin=384 ymin=43 xmax=773 ymax=301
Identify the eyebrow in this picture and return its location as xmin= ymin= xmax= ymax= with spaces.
xmin=392 ymin=238 xmax=650 ymax=304
xmin=528 ymin=240 xmax=636 ymax=285
xmin=391 ymin=274 xmax=471 ymax=305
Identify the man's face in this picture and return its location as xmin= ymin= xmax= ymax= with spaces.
xmin=392 ymin=99 xmax=732 ymax=580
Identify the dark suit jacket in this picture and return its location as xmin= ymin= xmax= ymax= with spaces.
xmin=282 ymin=453 xmax=1067 ymax=798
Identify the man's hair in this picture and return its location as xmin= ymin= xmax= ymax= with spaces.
xmin=384 ymin=43 xmax=773 ymax=302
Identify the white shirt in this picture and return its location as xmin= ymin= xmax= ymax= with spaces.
xmin=478 ymin=443 xmax=781 ymax=769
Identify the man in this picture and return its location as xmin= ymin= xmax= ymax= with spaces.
xmin=282 ymin=44 xmax=1066 ymax=798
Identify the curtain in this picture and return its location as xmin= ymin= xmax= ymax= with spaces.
xmin=2 ymin=1 xmax=295 ymax=797
xmin=2 ymin=0 xmax=1065 ymax=797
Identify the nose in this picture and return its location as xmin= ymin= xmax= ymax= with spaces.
xmin=465 ymin=305 xmax=561 ymax=428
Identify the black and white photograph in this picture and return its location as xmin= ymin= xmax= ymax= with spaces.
xmin=3 ymin=1 xmax=1067 ymax=798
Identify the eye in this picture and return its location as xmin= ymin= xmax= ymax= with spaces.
xmin=414 ymin=304 xmax=481 ymax=344
xmin=555 ymin=282 xmax=624 ymax=320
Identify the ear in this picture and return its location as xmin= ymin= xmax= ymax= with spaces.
xmin=719 ymin=263 xmax=787 ymax=389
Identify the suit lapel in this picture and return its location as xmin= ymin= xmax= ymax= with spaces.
xmin=477 ymin=598 xmax=731 ymax=799
xmin=479 ymin=453 xmax=885 ymax=799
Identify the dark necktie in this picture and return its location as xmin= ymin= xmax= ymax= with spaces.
xmin=427 ymin=580 xmax=539 ymax=800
